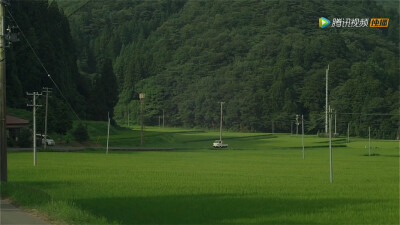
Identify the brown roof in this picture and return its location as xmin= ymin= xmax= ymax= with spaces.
xmin=6 ymin=115 xmax=29 ymax=129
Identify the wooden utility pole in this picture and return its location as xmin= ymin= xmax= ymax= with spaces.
xmin=106 ymin=112 xmax=110 ymax=154
xmin=369 ymin=126 xmax=371 ymax=156
xmin=27 ymin=92 xmax=42 ymax=166
xmin=139 ymin=93 xmax=145 ymax=145
xmin=0 ymin=1 xmax=7 ymax=182
xmin=325 ymin=65 xmax=329 ymax=134
xmin=347 ymin=123 xmax=350 ymax=143
xmin=334 ymin=110 xmax=337 ymax=135
xmin=329 ymin=106 xmax=333 ymax=183
xmin=219 ymin=102 xmax=224 ymax=141
xmin=302 ymin=115 xmax=305 ymax=160
xmin=271 ymin=120 xmax=274 ymax=134
xmin=291 ymin=122 xmax=293 ymax=135
xmin=42 ymin=87 xmax=52 ymax=149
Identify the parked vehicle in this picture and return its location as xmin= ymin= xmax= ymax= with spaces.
xmin=213 ymin=140 xmax=228 ymax=148
xmin=36 ymin=134 xmax=56 ymax=146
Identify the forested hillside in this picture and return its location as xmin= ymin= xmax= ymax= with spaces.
xmin=6 ymin=0 xmax=88 ymax=134
xmin=59 ymin=0 xmax=399 ymax=138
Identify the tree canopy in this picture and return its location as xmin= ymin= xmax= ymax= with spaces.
xmin=8 ymin=0 xmax=399 ymax=139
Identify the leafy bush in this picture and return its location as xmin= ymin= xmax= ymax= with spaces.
xmin=17 ymin=128 xmax=32 ymax=147
xmin=7 ymin=137 xmax=15 ymax=147
xmin=72 ymin=123 xmax=89 ymax=142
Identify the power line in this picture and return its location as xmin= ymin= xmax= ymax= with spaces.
xmin=5 ymin=6 xmax=81 ymax=122
xmin=336 ymin=112 xmax=397 ymax=116
xmin=11 ymin=0 xmax=92 ymax=55
xmin=65 ymin=0 xmax=92 ymax=18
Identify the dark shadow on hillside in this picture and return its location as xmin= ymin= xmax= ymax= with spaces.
xmin=74 ymin=194 xmax=376 ymax=224
xmin=287 ymin=145 xmax=347 ymax=150
xmin=182 ymin=134 xmax=277 ymax=144
xmin=224 ymin=134 xmax=277 ymax=141
xmin=170 ymin=130 xmax=206 ymax=134
xmin=315 ymin=139 xmax=348 ymax=144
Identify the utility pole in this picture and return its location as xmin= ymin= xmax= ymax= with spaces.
xmin=302 ymin=115 xmax=305 ymax=160
xmin=0 ymin=0 xmax=6 ymax=182
xmin=291 ymin=122 xmax=293 ymax=135
xmin=334 ymin=110 xmax=337 ymax=136
xmin=271 ymin=120 xmax=274 ymax=134
xmin=325 ymin=64 xmax=329 ymax=134
xmin=139 ymin=93 xmax=145 ymax=145
xmin=42 ymin=87 xmax=52 ymax=149
xmin=27 ymin=92 xmax=42 ymax=166
xmin=329 ymin=106 xmax=333 ymax=183
xmin=219 ymin=102 xmax=225 ymax=141
xmin=106 ymin=112 xmax=110 ymax=154
xmin=347 ymin=122 xmax=350 ymax=143
xmin=369 ymin=126 xmax=371 ymax=156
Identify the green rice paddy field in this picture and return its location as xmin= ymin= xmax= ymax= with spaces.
xmin=1 ymin=126 xmax=399 ymax=224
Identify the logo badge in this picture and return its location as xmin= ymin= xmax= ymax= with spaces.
xmin=370 ymin=18 xmax=389 ymax=27
xmin=319 ymin=17 xmax=331 ymax=28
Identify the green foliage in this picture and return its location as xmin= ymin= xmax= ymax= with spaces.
xmin=57 ymin=0 xmax=398 ymax=137
xmin=36 ymin=97 xmax=73 ymax=135
xmin=87 ymin=59 xmax=119 ymax=120
xmin=7 ymin=137 xmax=15 ymax=147
xmin=71 ymin=123 xmax=89 ymax=142
xmin=17 ymin=128 xmax=31 ymax=147
xmin=0 ymin=182 xmax=110 ymax=224
xmin=6 ymin=107 xmax=31 ymax=121
xmin=6 ymin=0 xmax=86 ymax=115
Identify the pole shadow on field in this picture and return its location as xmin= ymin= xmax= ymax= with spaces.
xmin=74 ymin=194 xmax=377 ymax=224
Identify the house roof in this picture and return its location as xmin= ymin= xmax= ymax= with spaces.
xmin=6 ymin=115 xmax=29 ymax=129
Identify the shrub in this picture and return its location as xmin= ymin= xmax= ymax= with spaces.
xmin=72 ymin=123 xmax=89 ymax=142
xmin=17 ymin=128 xmax=32 ymax=147
xmin=7 ymin=137 xmax=15 ymax=147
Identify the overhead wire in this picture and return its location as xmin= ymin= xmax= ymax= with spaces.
xmin=65 ymin=0 xmax=92 ymax=18
xmin=5 ymin=6 xmax=81 ymax=122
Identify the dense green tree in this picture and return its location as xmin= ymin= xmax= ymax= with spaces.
xmin=71 ymin=122 xmax=89 ymax=142
xmin=88 ymin=59 xmax=119 ymax=120
xmin=3 ymin=0 xmax=92 ymax=140
xmin=56 ymin=0 xmax=398 ymax=138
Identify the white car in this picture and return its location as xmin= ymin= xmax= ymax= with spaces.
xmin=213 ymin=140 xmax=228 ymax=148
xmin=43 ymin=135 xmax=55 ymax=146
xmin=37 ymin=134 xmax=55 ymax=146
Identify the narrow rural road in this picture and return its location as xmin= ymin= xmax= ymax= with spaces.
xmin=0 ymin=199 xmax=50 ymax=225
